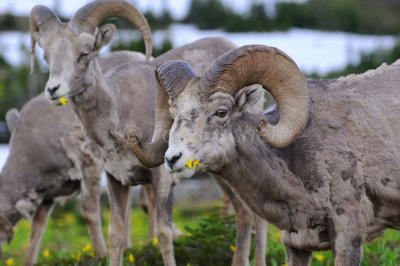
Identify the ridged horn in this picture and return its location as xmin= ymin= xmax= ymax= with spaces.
xmin=128 ymin=60 xmax=195 ymax=167
xmin=69 ymin=0 xmax=152 ymax=61
xmin=200 ymin=45 xmax=309 ymax=148
xmin=29 ymin=5 xmax=62 ymax=73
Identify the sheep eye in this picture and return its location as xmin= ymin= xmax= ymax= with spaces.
xmin=215 ymin=109 xmax=227 ymax=118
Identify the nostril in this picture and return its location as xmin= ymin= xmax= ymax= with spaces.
xmin=165 ymin=152 xmax=182 ymax=169
xmin=47 ymin=84 xmax=60 ymax=96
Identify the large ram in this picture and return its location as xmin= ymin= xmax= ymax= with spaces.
xmin=133 ymin=44 xmax=400 ymax=266
xmin=29 ymin=0 xmax=268 ymax=265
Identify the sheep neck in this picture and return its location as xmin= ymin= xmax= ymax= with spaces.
xmin=218 ymin=114 xmax=320 ymax=231
xmin=71 ymin=59 xmax=120 ymax=151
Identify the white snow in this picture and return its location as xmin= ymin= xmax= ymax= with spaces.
xmin=1 ymin=26 xmax=396 ymax=75
xmin=0 ymin=144 xmax=8 ymax=171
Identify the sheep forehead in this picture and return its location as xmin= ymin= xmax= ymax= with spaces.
xmin=171 ymin=89 xmax=234 ymax=117
xmin=41 ymin=29 xmax=95 ymax=58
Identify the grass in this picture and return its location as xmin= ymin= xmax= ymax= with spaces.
xmin=1 ymin=195 xmax=400 ymax=266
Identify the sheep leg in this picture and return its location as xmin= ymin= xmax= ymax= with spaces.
xmin=284 ymin=245 xmax=312 ymax=266
xmin=332 ymin=229 xmax=363 ymax=265
xmin=138 ymin=184 xmax=157 ymax=240
xmin=253 ymin=214 xmax=267 ymax=266
xmin=155 ymin=170 xmax=176 ymax=266
xmin=124 ymin=189 xmax=132 ymax=249
xmin=214 ymin=176 xmax=252 ymax=266
xmin=80 ymin=173 xmax=107 ymax=257
xmin=106 ymin=172 xmax=130 ymax=266
xmin=24 ymin=199 xmax=55 ymax=266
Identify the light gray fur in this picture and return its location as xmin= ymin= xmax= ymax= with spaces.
xmin=37 ymin=16 xmax=269 ymax=264
xmin=166 ymin=57 xmax=400 ymax=266
xmin=0 ymin=51 xmax=148 ymax=266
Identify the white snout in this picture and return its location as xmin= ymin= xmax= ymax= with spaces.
xmin=45 ymin=77 xmax=70 ymax=101
xmin=164 ymin=148 xmax=196 ymax=179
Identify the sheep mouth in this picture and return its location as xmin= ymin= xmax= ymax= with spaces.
xmin=50 ymin=96 xmax=68 ymax=106
xmin=168 ymin=166 xmax=195 ymax=179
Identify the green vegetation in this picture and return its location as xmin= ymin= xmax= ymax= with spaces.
xmin=1 ymin=197 xmax=400 ymax=266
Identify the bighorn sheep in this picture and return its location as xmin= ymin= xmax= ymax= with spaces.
xmin=136 ymin=44 xmax=400 ymax=265
xmin=0 ymin=50 xmax=149 ymax=266
xmin=0 ymin=97 xmax=105 ymax=266
xmin=30 ymin=0 xmax=269 ymax=264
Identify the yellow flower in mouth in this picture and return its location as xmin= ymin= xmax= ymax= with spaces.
xmin=185 ymin=159 xmax=201 ymax=170
xmin=58 ymin=96 xmax=67 ymax=106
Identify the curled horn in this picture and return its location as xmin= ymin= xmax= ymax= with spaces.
xmin=127 ymin=60 xmax=195 ymax=167
xmin=29 ymin=5 xmax=62 ymax=73
xmin=69 ymin=0 xmax=152 ymax=61
xmin=201 ymin=45 xmax=309 ymax=148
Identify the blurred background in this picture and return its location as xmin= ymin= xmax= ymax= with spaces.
xmin=0 ymin=1 xmax=400 ymax=265
xmin=0 ymin=0 xmax=399 ymax=145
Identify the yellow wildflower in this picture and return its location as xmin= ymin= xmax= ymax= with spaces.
xmin=314 ymin=253 xmax=325 ymax=262
xmin=62 ymin=212 xmax=75 ymax=225
xmin=127 ymin=254 xmax=135 ymax=263
xmin=75 ymin=252 xmax=81 ymax=262
xmin=185 ymin=159 xmax=201 ymax=170
xmin=151 ymin=237 xmax=158 ymax=246
xmin=229 ymin=245 xmax=236 ymax=252
xmin=282 ymin=263 xmax=287 ymax=266
xmin=43 ymin=249 xmax=50 ymax=258
xmin=59 ymin=97 xmax=68 ymax=106
xmin=82 ymin=243 xmax=93 ymax=253
xmin=274 ymin=232 xmax=281 ymax=242
xmin=5 ymin=258 xmax=15 ymax=266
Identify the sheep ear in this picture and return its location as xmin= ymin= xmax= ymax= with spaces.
xmin=95 ymin=24 xmax=116 ymax=51
xmin=5 ymin=108 xmax=20 ymax=133
xmin=234 ymin=85 xmax=263 ymax=112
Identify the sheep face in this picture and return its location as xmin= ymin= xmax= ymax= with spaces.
xmin=36 ymin=25 xmax=115 ymax=105
xmin=165 ymin=84 xmax=262 ymax=179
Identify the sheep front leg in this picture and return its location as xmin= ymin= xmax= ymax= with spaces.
xmin=253 ymin=214 xmax=267 ymax=266
xmin=138 ymin=184 xmax=157 ymax=240
xmin=284 ymin=244 xmax=312 ymax=266
xmin=80 ymin=173 xmax=107 ymax=257
xmin=155 ymin=170 xmax=176 ymax=266
xmin=24 ymin=200 xmax=55 ymax=266
xmin=214 ymin=176 xmax=252 ymax=266
xmin=106 ymin=172 xmax=131 ymax=266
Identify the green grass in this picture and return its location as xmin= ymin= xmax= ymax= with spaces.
xmin=1 ymin=197 xmax=400 ymax=266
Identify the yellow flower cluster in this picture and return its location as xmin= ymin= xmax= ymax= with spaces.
xmin=82 ymin=243 xmax=93 ymax=253
xmin=229 ymin=245 xmax=236 ymax=252
xmin=59 ymin=97 xmax=68 ymax=106
xmin=71 ymin=252 xmax=82 ymax=262
xmin=185 ymin=159 xmax=201 ymax=170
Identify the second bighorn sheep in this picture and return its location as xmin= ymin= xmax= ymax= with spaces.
xmin=0 ymin=50 xmax=148 ymax=266
xmin=135 ymin=44 xmax=400 ymax=266
xmin=30 ymin=0 xmax=268 ymax=265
